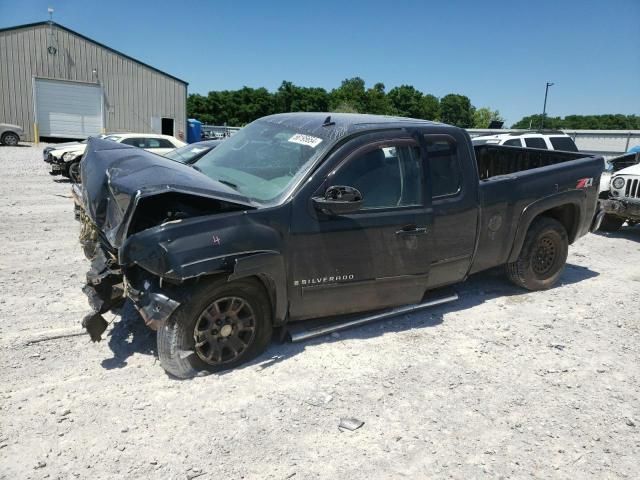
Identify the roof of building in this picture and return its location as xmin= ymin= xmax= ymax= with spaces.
xmin=0 ymin=21 xmax=188 ymax=85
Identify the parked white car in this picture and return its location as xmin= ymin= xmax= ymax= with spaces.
xmin=44 ymin=133 xmax=186 ymax=182
xmin=472 ymin=131 xmax=579 ymax=151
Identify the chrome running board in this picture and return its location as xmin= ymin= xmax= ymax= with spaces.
xmin=288 ymin=293 xmax=459 ymax=343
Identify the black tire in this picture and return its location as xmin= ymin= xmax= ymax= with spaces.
xmin=68 ymin=161 xmax=81 ymax=183
xmin=1 ymin=132 xmax=19 ymax=146
xmin=157 ymin=277 xmax=272 ymax=378
xmin=599 ymin=214 xmax=624 ymax=232
xmin=506 ymin=216 xmax=568 ymax=291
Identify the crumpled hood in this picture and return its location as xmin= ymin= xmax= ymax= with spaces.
xmin=81 ymin=137 xmax=255 ymax=249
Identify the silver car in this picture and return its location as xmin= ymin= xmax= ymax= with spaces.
xmin=0 ymin=123 xmax=24 ymax=146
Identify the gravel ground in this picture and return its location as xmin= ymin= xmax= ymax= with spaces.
xmin=1 ymin=143 xmax=639 ymax=479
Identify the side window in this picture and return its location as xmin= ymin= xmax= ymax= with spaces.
xmin=331 ymin=144 xmax=422 ymax=209
xmin=549 ymin=137 xmax=578 ymax=152
xmin=122 ymin=138 xmax=146 ymax=148
xmin=524 ymin=137 xmax=548 ymax=149
xmin=503 ymin=139 xmax=522 ymax=147
xmin=425 ymin=137 xmax=462 ymax=198
xmin=147 ymin=138 xmax=175 ymax=148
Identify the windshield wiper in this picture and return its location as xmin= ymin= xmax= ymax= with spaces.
xmin=191 ymin=164 xmax=202 ymax=172
xmin=218 ymin=179 xmax=239 ymax=190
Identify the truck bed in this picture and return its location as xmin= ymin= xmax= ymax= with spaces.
xmin=474 ymin=144 xmax=587 ymax=180
xmin=469 ymin=146 xmax=603 ymax=274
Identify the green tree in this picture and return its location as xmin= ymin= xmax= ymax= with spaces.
xmin=387 ymin=85 xmax=424 ymax=118
xmin=329 ymin=77 xmax=367 ymax=113
xmin=365 ymin=82 xmax=394 ymax=115
xmin=440 ymin=94 xmax=475 ymax=127
xmin=473 ymin=107 xmax=504 ymax=128
xmin=420 ymin=94 xmax=440 ymax=120
xmin=275 ymin=81 xmax=329 ymax=113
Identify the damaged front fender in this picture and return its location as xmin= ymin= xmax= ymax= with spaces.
xmin=119 ymin=208 xmax=285 ymax=281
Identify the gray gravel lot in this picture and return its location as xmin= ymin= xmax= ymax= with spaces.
xmin=0 ymin=143 xmax=639 ymax=479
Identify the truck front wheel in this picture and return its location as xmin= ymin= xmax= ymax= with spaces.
xmin=598 ymin=214 xmax=624 ymax=232
xmin=506 ymin=216 xmax=568 ymax=291
xmin=157 ymin=277 xmax=272 ymax=378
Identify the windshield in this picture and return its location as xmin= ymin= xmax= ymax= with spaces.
xmin=193 ymin=119 xmax=328 ymax=203
xmin=165 ymin=143 xmax=215 ymax=163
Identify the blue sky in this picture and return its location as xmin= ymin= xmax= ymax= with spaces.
xmin=1 ymin=0 xmax=638 ymax=125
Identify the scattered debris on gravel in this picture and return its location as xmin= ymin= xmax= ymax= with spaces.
xmin=0 ymin=144 xmax=639 ymax=479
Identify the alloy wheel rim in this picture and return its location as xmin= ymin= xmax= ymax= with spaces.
xmin=193 ymin=296 xmax=256 ymax=365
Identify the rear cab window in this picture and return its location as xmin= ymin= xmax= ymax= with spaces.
xmin=425 ymin=135 xmax=462 ymax=198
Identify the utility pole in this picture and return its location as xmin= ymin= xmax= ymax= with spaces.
xmin=540 ymin=82 xmax=554 ymax=129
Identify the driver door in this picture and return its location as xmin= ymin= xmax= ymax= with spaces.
xmin=287 ymin=134 xmax=433 ymax=321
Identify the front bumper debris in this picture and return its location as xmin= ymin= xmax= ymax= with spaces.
xmin=601 ymin=199 xmax=640 ymax=220
xmin=81 ymin=248 xmax=124 ymax=341
xmin=81 ymin=245 xmax=181 ymax=340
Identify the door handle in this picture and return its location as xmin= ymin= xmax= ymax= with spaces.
xmin=395 ymin=226 xmax=429 ymax=236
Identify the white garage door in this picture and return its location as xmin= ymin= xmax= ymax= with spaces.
xmin=35 ymin=79 xmax=104 ymax=138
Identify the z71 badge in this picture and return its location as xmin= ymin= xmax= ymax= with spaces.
xmin=294 ymin=274 xmax=355 ymax=286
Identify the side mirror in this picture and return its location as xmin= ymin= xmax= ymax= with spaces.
xmin=312 ymin=185 xmax=363 ymax=216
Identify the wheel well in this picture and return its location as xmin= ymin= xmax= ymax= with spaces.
xmin=1 ymin=131 xmax=17 ymax=140
xmin=538 ymin=204 xmax=578 ymax=243
xmin=183 ymin=273 xmax=277 ymax=323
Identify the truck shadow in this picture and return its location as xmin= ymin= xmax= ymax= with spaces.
xmin=100 ymin=301 xmax=156 ymax=370
xmin=96 ymin=263 xmax=599 ymax=375
xmin=232 ymin=262 xmax=600 ymax=374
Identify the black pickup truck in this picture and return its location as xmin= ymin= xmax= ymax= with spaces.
xmin=78 ymin=113 xmax=603 ymax=378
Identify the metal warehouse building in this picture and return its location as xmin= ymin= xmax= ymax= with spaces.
xmin=0 ymin=21 xmax=187 ymax=142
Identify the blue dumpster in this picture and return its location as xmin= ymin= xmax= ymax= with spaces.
xmin=187 ymin=118 xmax=202 ymax=144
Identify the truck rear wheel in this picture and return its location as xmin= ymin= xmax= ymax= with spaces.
xmin=506 ymin=216 xmax=568 ymax=291
xmin=599 ymin=214 xmax=624 ymax=232
xmin=157 ymin=277 xmax=272 ymax=378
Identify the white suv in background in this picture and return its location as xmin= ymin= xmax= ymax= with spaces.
xmin=472 ymin=131 xmax=579 ymax=151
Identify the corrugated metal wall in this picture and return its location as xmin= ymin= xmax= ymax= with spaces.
xmin=0 ymin=23 xmax=187 ymax=141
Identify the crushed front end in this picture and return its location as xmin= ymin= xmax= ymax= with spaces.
xmin=77 ymin=138 xmax=255 ymax=342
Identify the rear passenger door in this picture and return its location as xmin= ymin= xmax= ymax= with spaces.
xmin=423 ymin=133 xmax=479 ymax=288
